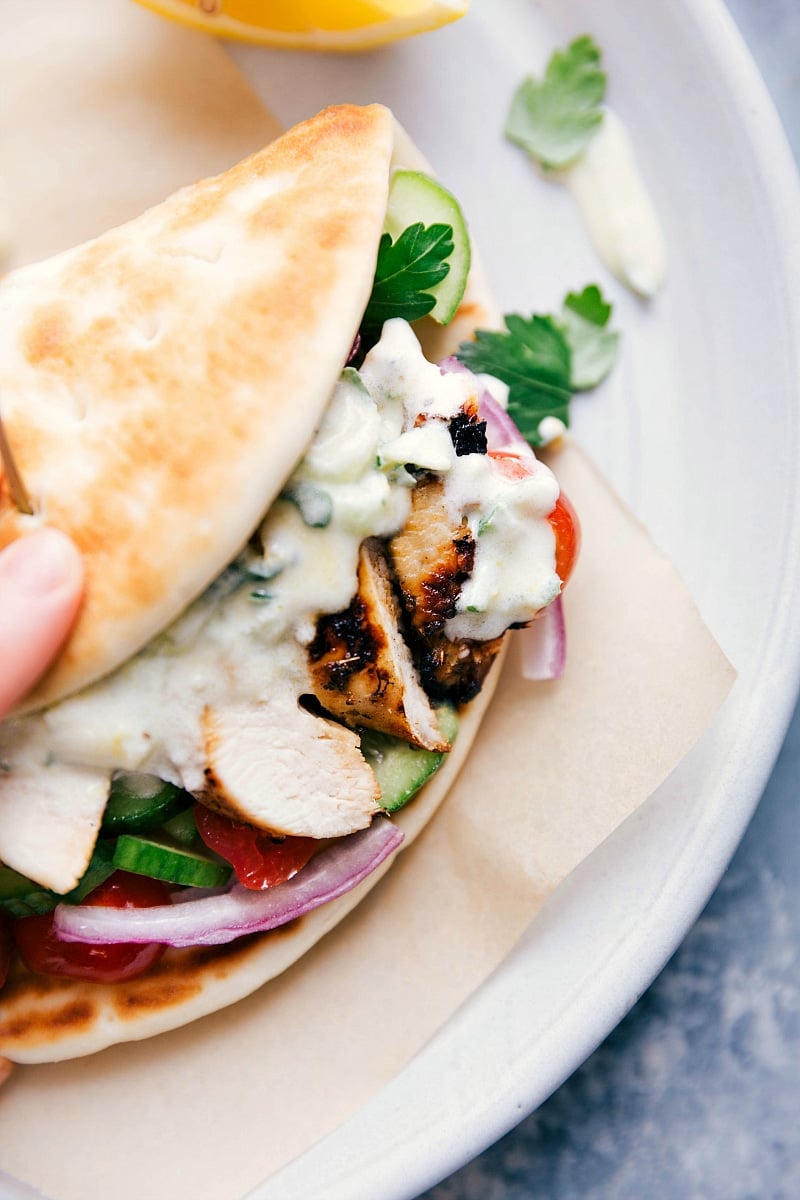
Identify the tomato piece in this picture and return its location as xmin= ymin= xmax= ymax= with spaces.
xmin=0 ymin=914 xmax=13 ymax=991
xmin=548 ymin=492 xmax=580 ymax=586
xmin=194 ymin=806 xmax=318 ymax=891
xmin=487 ymin=450 xmax=531 ymax=480
xmin=14 ymin=871 xmax=170 ymax=984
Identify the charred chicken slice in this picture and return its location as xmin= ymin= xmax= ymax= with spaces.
xmin=307 ymin=539 xmax=449 ymax=753
xmin=389 ymin=480 xmax=503 ymax=705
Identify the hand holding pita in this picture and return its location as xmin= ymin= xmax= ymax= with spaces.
xmin=0 ymin=531 xmax=84 ymax=718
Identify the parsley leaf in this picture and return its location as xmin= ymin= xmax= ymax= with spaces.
xmin=455 ymin=284 xmax=619 ymax=446
xmin=361 ymin=222 xmax=454 ymax=339
xmin=564 ymin=283 xmax=611 ymax=326
xmin=505 ymin=35 xmax=606 ymax=169
xmin=456 ymin=315 xmax=572 ymax=445
xmin=558 ymin=285 xmax=620 ymax=390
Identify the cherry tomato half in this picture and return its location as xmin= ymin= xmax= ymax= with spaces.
xmin=548 ymin=492 xmax=581 ymax=587
xmin=194 ymin=806 xmax=318 ymax=891
xmin=14 ymin=871 xmax=170 ymax=984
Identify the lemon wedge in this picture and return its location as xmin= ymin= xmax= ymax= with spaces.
xmin=132 ymin=0 xmax=469 ymax=50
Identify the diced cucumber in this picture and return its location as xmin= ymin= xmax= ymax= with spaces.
xmin=0 ymin=865 xmax=57 ymax=918
xmin=113 ymin=834 xmax=232 ymax=889
xmin=102 ymin=772 xmax=192 ymax=835
xmin=360 ymin=705 xmax=459 ymax=814
xmin=385 ymin=170 xmax=471 ymax=325
xmin=0 ymin=840 xmax=118 ymax=917
xmin=160 ymin=807 xmax=203 ymax=849
xmin=283 ymin=482 xmax=333 ymax=529
xmin=61 ymin=840 xmax=117 ymax=904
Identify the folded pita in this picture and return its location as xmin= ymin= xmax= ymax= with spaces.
xmin=0 ymin=105 xmax=508 ymax=1062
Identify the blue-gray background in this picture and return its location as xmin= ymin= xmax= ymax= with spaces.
xmin=421 ymin=2 xmax=800 ymax=1196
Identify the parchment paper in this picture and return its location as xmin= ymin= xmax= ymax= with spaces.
xmin=0 ymin=4 xmax=735 ymax=1198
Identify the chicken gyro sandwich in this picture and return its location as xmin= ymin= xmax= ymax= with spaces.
xmin=0 ymin=105 xmax=578 ymax=1062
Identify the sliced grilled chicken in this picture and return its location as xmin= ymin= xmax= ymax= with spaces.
xmin=307 ymin=539 xmax=449 ymax=753
xmin=414 ymin=631 xmax=504 ymax=705
xmin=389 ymin=480 xmax=503 ymax=704
xmin=199 ymin=700 xmax=381 ymax=839
xmin=0 ymin=763 xmax=110 ymax=893
xmin=389 ymin=480 xmax=474 ymax=634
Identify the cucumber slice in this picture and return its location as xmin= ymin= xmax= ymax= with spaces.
xmin=360 ymin=705 xmax=459 ymax=814
xmin=102 ymin=772 xmax=192 ymax=835
xmin=113 ymin=834 xmax=232 ymax=889
xmin=385 ymin=170 xmax=471 ymax=325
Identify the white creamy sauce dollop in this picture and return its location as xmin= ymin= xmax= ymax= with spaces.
xmin=560 ymin=107 xmax=667 ymax=298
xmin=446 ymin=454 xmax=559 ymax=641
xmin=361 ymin=320 xmax=561 ymax=643
xmin=537 ymin=415 xmax=567 ymax=446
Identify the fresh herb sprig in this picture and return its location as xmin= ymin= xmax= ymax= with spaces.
xmin=455 ymin=284 xmax=619 ymax=447
xmin=505 ymin=35 xmax=606 ymax=169
xmin=360 ymin=222 xmax=454 ymax=344
xmin=559 ymin=285 xmax=620 ymax=392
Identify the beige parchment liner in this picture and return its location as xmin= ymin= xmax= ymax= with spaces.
xmin=0 ymin=3 xmax=735 ymax=1199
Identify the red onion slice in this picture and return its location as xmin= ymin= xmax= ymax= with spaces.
xmin=520 ymin=596 xmax=566 ymax=681
xmin=438 ymin=354 xmax=470 ymax=376
xmin=54 ymin=819 xmax=403 ymax=949
xmin=478 ymin=391 xmax=537 ymax=462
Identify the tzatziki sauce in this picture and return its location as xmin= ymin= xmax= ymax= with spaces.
xmin=559 ymin=107 xmax=667 ymax=298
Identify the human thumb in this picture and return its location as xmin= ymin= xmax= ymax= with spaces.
xmin=0 ymin=529 xmax=84 ymax=717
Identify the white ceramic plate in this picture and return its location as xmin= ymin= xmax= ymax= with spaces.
xmin=0 ymin=5 xmax=794 ymax=1200
xmin=0 ymin=6 xmax=793 ymax=1200
xmin=239 ymin=0 xmax=798 ymax=1195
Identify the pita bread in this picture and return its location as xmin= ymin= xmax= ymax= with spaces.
xmin=0 ymin=106 xmax=508 ymax=1063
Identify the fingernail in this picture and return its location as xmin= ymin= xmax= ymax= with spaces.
xmin=0 ymin=529 xmax=77 ymax=595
